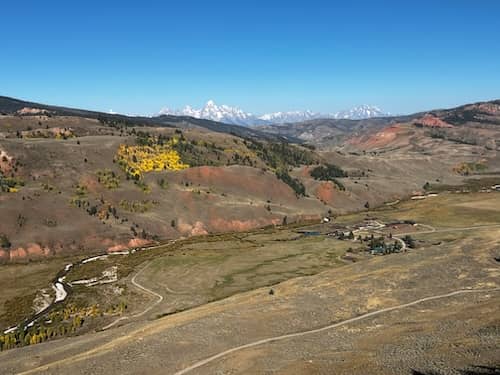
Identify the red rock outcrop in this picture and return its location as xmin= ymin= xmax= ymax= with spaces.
xmin=414 ymin=114 xmax=453 ymax=128
xmin=8 ymin=243 xmax=51 ymax=261
xmin=107 ymin=238 xmax=152 ymax=253
xmin=177 ymin=220 xmax=209 ymax=236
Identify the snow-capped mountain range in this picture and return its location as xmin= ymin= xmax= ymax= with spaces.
xmin=158 ymin=100 xmax=389 ymax=126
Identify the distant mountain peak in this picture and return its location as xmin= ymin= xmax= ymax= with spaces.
xmin=159 ymin=100 xmax=259 ymax=126
xmin=258 ymin=110 xmax=320 ymax=124
xmin=158 ymin=101 xmax=389 ymax=126
xmin=331 ymin=105 xmax=388 ymax=120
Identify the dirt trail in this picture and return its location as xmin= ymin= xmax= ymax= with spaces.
xmin=11 ymin=224 xmax=500 ymax=374
xmin=173 ymin=288 xmax=500 ymax=375
xmin=15 ymin=288 xmax=500 ymax=375
xmin=400 ymin=223 xmax=500 ymax=236
xmin=102 ymin=262 xmax=164 ymax=330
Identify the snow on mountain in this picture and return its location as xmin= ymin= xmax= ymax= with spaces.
xmin=159 ymin=100 xmax=261 ymax=126
xmin=258 ymin=110 xmax=320 ymax=123
xmin=158 ymin=101 xmax=389 ymax=126
xmin=330 ymin=105 xmax=387 ymax=120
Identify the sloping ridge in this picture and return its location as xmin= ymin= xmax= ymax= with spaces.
xmin=256 ymin=99 xmax=500 ymax=146
xmin=0 ymin=96 xmax=290 ymax=142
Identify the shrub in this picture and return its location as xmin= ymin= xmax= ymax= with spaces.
xmin=310 ymin=164 xmax=347 ymax=180
xmin=275 ymin=169 xmax=306 ymax=196
xmin=0 ymin=234 xmax=11 ymax=249
xmin=157 ymin=178 xmax=168 ymax=189
xmin=96 ymin=170 xmax=120 ymax=189
xmin=331 ymin=178 xmax=345 ymax=191
xmin=119 ymin=200 xmax=154 ymax=213
xmin=402 ymin=235 xmax=416 ymax=249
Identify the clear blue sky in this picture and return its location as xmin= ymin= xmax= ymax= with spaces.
xmin=1 ymin=0 xmax=499 ymax=115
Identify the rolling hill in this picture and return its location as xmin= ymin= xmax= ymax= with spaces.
xmin=0 ymin=96 xmax=499 ymax=263
xmin=257 ymin=100 xmax=500 ymax=150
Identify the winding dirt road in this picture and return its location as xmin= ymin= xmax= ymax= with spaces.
xmin=102 ymin=262 xmax=164 ymax=330
xmin=171 ymin=223 xmax=500 ymax=375
xmin=10 ymin=223 xmax=500 ymax=374
xmin=173 ymin=287 xmax=500 ymax=375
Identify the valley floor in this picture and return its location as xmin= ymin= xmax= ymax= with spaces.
xmin=1 ymin=192 xmax=499 ymax=375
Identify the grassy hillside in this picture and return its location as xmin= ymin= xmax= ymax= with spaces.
xmin=0 ymin=107 xmax=328 ymax=262
xmin=1 ymin=97 xmax=498 ymax=263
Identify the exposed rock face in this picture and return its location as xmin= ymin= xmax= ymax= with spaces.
xmin=466 ymin=103 xmax=500 ymax=115
xmin=0 ymin=149 xmax=14 ymax=173
xmin=16 ymin=107 xmax=50 ymax=115
xmin=5 ymin=243 xmax=52 ymax=261
xmin=177 ymin=220 xmax=209 ymax=236
xmin=414 ymin=114 xmax=453 ymax=128
xmin=107 ymin=238 xmax=152 ymax=253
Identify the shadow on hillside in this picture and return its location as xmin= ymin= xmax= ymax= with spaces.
xmin=412 ymin=365 xmax=500 ymax=375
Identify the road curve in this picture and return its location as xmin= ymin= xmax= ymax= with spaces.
xmin=173 ymin=288 xmax=500 ymax=375
xmin=399 ymin=223 xmax=500 ymax=237
xmin=11 ymin=224 xmax=500 ymax=374
xmin=393 ymin=236 xmax=407 ymax=251
xmin=102 ymin=262 xmax=164 ymax=330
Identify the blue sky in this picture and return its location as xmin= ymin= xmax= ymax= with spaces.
xmin=1 ymin=0 xmax=499 ymax=115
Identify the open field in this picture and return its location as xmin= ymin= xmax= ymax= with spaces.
xmin=0 ymin=192 xmax=498 ymax=374
xmin=27 ymin=229 xmax=363 ymax=332
xmin=138 ymin=230 xmax=361 ymax=315
xmin=335 ymin=191 xmax=500 ymax=228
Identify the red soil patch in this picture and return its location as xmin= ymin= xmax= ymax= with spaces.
xmin=7 ymin=243 xmax=51 ymax=261
xmin=301 ymin=166 xmax=312 ymax=178
xmin=177 ymin=220 xmax=209 ymax=236
xmin=315 ymin=182 xmax=337 ymax=204
xmin=80 ymin=174 xmax=100 ymax=194
xmin=348 ymin=124 xmax=403 ymax=149
xmin=209 ymin=217 xmax=282 ymax=232
xmin=414 ymin=114 xmax=453 ymax=128
xmin=107 ymin=238 xmax=151 ymax=253
xmin=175 ymin=166 xmax=297 ymax=201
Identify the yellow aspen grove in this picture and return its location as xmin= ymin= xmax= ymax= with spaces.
xmin=115 ymin=139 xmax=189 ymax=179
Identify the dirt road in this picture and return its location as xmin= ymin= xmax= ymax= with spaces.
xmin=102 ymin=262 xmax=164 ymax=330
xmin=173 ymin=288 xmax=500 ymax=375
